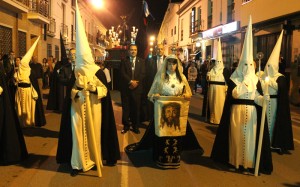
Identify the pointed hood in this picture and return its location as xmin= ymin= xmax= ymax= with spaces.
xmin=60 ymin=32 xmax=68 ymax=65
xmin=264 ymin=30 xmax=283 ymax=78
xmin=17 ymin=36 xmax=40 ymax=81
xmin=230 ymin=15 xmax=258 ymax=87
xmin=210 ymin=38 xmax=224 ymax=76
xmin=75 ymin=0 xmax=99 ymax=79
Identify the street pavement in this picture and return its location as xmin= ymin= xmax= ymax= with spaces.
xmin=0 ymin=89 xmax=300 ymax=187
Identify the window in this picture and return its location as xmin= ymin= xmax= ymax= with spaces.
xmin=207 ymin=0 xmax=213 ymax=28
xmin=18 ymin=31 xmax=26 ymax=57
xmin=171 ymin=29 xmax=173 ymax=36
xmin=197 ymin=7 xmax=202 ymax=31
xmin=191 ymin=7 xmax=196 ymax=34
xmin=174 ymin=26 xmax=176 ymax=35
xmin=0 ymin=25 xmax=12 ymax=56
xmin=227 ymin=0 xmax=235 ymax=22
xmin=55 ymin=45 xmax=59 ymax=60
xmin=181 ymin=19 xmax=183 ymax=41
xmin=47 ymin=44 xmax=52 ymax=57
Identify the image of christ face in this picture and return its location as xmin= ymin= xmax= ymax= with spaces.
xmin=165 ymin=106 xmax=177 ymax=123
xmin=160 ymin=102 xmax=181 ymax=130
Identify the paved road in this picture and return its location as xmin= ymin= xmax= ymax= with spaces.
xmin=1 ymin=90 xmax=299 ymax=187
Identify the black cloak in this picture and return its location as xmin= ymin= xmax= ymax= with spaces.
xmin=210 ymin=79 xmax=273 ymax=174
xmin=56 ymin=69 xmax=120 ymax=164
xmin=46 ymin=61 xmax=69 ymax=112
xmin=125 ymin=119 xmax=204 ymax=154
xmin=271 ymin=75 xmax=294 ymax=152
xmin=0 ymin=64 xmax=28 ymax=165
xmin=30 ymin=71 xmax=46 ymax=127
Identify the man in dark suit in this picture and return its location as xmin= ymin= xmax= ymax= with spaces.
xmin=120 ymin=44 xmax=146 ymax=134
xmin=144 ymin=44 xmax=165 ymax=120
xmin=3 ymin=51 xmax=16 ymax=99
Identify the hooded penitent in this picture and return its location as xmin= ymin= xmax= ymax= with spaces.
xmin=75 ymin=1 xmax=99 ymax=81
xmin=60 ymin=32 xmax=68 ymax=65
xmin=230 ymin=16 xmax=258 ymax=91
xmin=16 ymin=36 xmax=40 ymax=81
xmin=263 ymin=30 xmax=284 ymax=79
xmin=210 ymin=38 xmax=224 ymax=76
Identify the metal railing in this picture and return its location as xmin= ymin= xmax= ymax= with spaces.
xmin=61 ymin=23 xmax=68 ymax=39
xmin=47 ymin=17 xmax=56 ymax=35
xmin=29 ymin=0 xmax=49 ymax=18
xmin=16 ymin=0 xmax=29 ymax=7
xmin=190 ymin=19 xmax=204 ymax=35
xmin=71 ymin=25 xmax=76 ymax=42
xmin=207 ymin=15 xmax=212 ymax=29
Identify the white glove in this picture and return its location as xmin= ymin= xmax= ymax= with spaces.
xmin=88 ymin=83 xmax=96 ymax=92
xmin=264 ymin=94 xmax=270 ymax=101
xmin=77 ymin=90 xmax=87 ymax=98
xmin=0 ymin=86 xmax=3 ymax=95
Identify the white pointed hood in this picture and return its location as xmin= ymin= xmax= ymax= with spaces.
xmin=230 ymin=16 xmax=258 ymax=87
xmin=17 ymin=36 xmax=40 ymax=81
xmin=75 ymin=0 xmax=99 ymax=80
xmin=210 ymin=38 xmax=224 ymax=76
xmin=264 ymin=30 xmax=283 ymax=78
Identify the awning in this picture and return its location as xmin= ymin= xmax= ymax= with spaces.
xmin=190 ymin=50 xmax=201 ymax=56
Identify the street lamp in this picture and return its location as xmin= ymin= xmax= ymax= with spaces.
xmin=90 ymin=0 xmax=104 ymax=9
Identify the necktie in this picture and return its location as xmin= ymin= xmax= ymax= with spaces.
xmin=157 ymin=57 xmax=162 ymax=71
xmin=131 ymin=58 xmax=135 ymax=79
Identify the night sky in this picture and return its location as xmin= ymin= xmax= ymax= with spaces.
xmin=95 ymin=0 xmax=169 ymax=35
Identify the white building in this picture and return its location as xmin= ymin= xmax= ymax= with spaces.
xmin=0 ymin=0 xmax=107 ymax=62
xmin=158 ymin=0 xmax=300 ymax=104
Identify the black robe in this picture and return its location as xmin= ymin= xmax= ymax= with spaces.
xmin=0 ymin=64 xmax=28 ymax=165
xmin=56 ymin=69 xmax=120 ymax=164
xmin=210 ymin=79 xmax=273 ymax=174
xmin=271 ymin=76 xmax=294 ymax=151
xmin=46 ymin=61 xmax=70 ymax=112
xmin=30 ymin=72 xmax=46 ymax=127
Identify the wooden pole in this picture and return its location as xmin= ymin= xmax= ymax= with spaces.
xmin=254 ymin=77 xmax=269 ymax=176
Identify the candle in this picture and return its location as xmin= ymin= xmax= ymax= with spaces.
xmin=264 ymin=76 xmax=269 ymax=95
xmin=133 ymin=26 xmax=135 ymax=31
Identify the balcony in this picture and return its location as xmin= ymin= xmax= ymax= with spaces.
xmin=0 ymin=0 xmax=29 ymax=13
xmin=27 ymin=0 xmax=49 ymax=24
xmin=46 ymin=17 xmax=56 ymax=37
xmin=190 ymin=19 xmax=204 ymax=36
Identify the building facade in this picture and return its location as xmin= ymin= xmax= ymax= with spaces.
xmin=0 ymin=0 xmax=107 ymax=63
xmin=157 ymin=0 xmax=300 ymax=104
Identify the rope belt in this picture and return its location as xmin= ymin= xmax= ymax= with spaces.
xmin=270 ymin=95 xmax=278 ymax=98
xmin=208 ymin=81 xmax=226 ymax=85
xmin=18 ymin=83 xmax=31 ymax=88
xmin=232 ymin=99 xmax=255 ymax=105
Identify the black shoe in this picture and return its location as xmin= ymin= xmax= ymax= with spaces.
xmin=105 ymin=160 xmax=117 ymax=166
xmin=121 ymin=127 xmax=130 ymax=134
xmin=132 ymin=127 xmax=140 ymax=134
xmin=70 ymin=169 xmax=80 ymax=177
